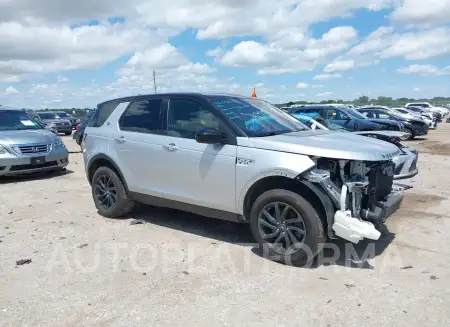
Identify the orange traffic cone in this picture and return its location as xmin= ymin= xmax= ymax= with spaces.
xmin=251 ymin=87 xmax=257 ymax=98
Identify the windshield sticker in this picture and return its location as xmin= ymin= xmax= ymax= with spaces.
xmin=20 ymin=120 xmax=36 ymax=126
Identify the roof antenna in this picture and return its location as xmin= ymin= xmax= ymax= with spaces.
xmin=153 ymin=70 xmax=157 ymax=94
xmin=251 ymin=87 xmax=257 ymax=98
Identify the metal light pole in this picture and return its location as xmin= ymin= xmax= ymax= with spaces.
xmin=153 ymin=70 xmax=157 ymax=94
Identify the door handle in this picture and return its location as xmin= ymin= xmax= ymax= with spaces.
xmin=115 ymin=136 xmax=126 ymax=144
xmin=162 ymin=143 xmax=179 ymax=151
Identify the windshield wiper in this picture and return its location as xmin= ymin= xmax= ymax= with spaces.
xmin=253 ymin=131 xmax=281 ymax=137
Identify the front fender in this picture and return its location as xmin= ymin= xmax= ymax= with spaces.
xmin=235 ymin=147 xmax=315 ymax=214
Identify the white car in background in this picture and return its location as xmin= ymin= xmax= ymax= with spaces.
xmin=392 ymin=107 xmax=436 ymax=129
xmin=406 ymin=102 xmax=449 ymax=116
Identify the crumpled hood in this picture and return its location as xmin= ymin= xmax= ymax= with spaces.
xmin=0 ymin=129 xmax=57 ymax=145
xmin=247 ymin=130 xmax=401 ymax=161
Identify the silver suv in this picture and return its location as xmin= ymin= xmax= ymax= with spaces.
xmin=83 ymin=93 xmax=405 ymax=265
xmin=0 ymin=107 xmax=69 ymax=176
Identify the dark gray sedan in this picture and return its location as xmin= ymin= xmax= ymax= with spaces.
xmin=34 ymin=112 xmax=73 ymax=135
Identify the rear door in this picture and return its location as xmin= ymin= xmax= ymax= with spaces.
xmin=113 ymin=98 xmax=167 ymax=197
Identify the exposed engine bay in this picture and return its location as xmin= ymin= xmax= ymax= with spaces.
xmin=303 ymin=157 xmax=404 ymax=243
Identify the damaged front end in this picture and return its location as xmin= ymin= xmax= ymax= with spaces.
xmin=302 ymin=158 xmax=404 ymax=243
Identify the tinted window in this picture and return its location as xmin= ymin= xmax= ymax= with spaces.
xmin=167 ymin=99 xmax=221 ymax=139
xmin=327 ymin=109 xmax=350 ymax=120
xmin=208 ymin=96 xmax=308 ymax=137
xmin=119 ymin=99 xmax=162 ymax=134
xmin=90 ymin=102 xmax=119 ymax=127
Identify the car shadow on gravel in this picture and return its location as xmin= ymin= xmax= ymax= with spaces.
xmin=0 ymin=169 xmax=74 ymax=184
xmin=130 ymin=204 xmax=254 ymax=244
xmin=130 ymin=204 xmax=395 ymax=269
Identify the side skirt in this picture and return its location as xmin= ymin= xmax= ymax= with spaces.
xmin=129 ymin=192 xmax=241 ymax=223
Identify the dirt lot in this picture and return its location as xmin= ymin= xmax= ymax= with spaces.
xmin=1 ymin=126 xmax=450 ymax=327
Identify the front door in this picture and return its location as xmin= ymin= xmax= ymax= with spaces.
xmin=159 ymin=98 xmax=237 ymax=214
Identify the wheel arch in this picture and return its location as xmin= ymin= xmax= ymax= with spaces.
xmin=87 ymin=154 xmax=129 ymax=192
xmin=241 ymin=175 xmax=336 ymax=238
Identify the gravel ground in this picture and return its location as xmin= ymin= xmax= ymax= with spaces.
xmin=1 ymin=126 xmax=450 ymax=327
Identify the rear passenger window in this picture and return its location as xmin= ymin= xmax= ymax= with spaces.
xmin=119 ymin=99 xmax=162 ymax=134
xmin=90 ymin=102 xmax=119 ymax=127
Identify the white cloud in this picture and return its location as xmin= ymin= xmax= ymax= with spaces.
xmin=324 ymin=59 xmax=355 ymax=72
xmin=390 ymin=0 xmax=450 ymax=26
xmin=0 ymin=20 xmax=163 ymax=82
xmin=316 ymin=91 xmax=335 ymax=97
xmin=206 ymin=47 xmax=222 ymax=58
xmin=313 ymin=73 xmax=342 ymax=80
xmin=296 ymin=83 xmax=309 ymax=89
xmin=414 ymin=88 xmax=420 ymax=91
xmin=346 ymin=26 xmax=450 ymax=62
xmin=220 ymin=26 xmax=358 ymax=74
xmin=5 ymin=86 xmax=19 ymax=94
xmin=57 ymin=76 xmax=69 ymax=83
xmin=397 ymin=64 xmax=450 ymax=75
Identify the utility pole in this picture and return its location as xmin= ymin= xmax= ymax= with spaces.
xmin=153 ymin=70 xmax=157 ymax=94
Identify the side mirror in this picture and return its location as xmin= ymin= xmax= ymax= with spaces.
xmin=344 ymin=116 xmax=352 ymax=120
xmin=195 ymin=129 xmax=227 ymax=144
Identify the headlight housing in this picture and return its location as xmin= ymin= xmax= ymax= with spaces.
xmin=53 ymin=138 xmax=65 ymax=148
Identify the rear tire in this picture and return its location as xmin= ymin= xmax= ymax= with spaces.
xmin=249 ymin=189 xmax=326 ymax=266
xmin=65 ymin=131 xmax=72 ymax=136
xmin=91 ymin=166 xmax=134 ymax=218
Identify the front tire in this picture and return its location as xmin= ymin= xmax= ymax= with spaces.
xmin=65 ymin=131 xmax=72 ymax=136
xmin=403 ymin=127 xmax=415 ymax=140
xmin=249 ymin=189 xmax=326 ymax=266
xmin=91 ymin=166 xmax=134 ymax=218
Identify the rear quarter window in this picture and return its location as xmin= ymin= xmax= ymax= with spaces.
xmin=89 ymin=102 xmax=120 ymax=127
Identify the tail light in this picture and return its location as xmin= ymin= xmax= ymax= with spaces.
xmin=76 ymin=124 xmax=81 ymax=131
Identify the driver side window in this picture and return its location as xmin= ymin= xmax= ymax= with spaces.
xmin=327 ymin=109 xmax=349 ymax=120
xmin=167 ymin=99 xmax=221 ymax=139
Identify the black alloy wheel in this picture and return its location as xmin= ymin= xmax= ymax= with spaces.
xmin=95 ymin=174 xmax=117 ymax=211
xmin=257 ymin=201 xmax=307 ymax=255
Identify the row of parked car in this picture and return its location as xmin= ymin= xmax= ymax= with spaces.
xmin=0 ymin=96 xmax=447 ymax=266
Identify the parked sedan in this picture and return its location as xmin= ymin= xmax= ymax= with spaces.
xmin=34 ymin=112 xmax=73 ymax=135
xmin=291 ymin=113 xmax=418 ymax=179
xmin=288 ymin=105 xmax=403 ymax=131
xmin=54 ymin=111 xmax=79 ymax=129
xmin=0 ymin=107 xmax=69 ymax=176
xmin=392 ymin=107 xmax=437 ymax=129
xmin=357 ymin=107 xmax=428 ymax=140
xmin=288 ymin=105 xmax=381 ymax=131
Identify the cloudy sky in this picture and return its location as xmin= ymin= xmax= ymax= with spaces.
xmin=1 ymin=0 xmax=450 ymax=108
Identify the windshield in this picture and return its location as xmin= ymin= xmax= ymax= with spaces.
xmin=57 ymin=112 xmax=70 ymax=118
xmin=38 ymin=112 xmax=60 ymax=119
xmin=345 ymin=108 xmax=367 ymax=119
xmin=0 ymin=110 xmax=43 ymax=131
xmin=208 ymin=96 xmax=308 ymax=137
